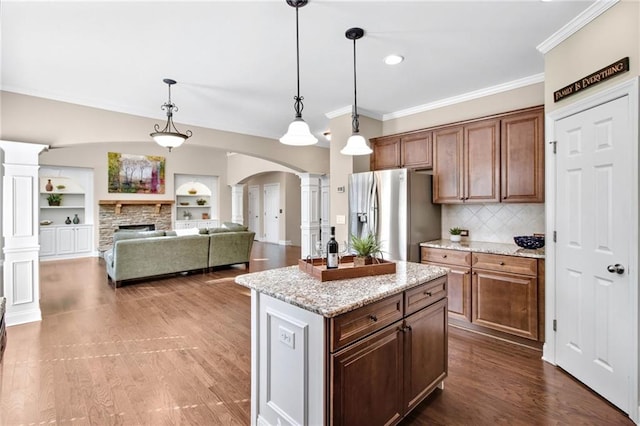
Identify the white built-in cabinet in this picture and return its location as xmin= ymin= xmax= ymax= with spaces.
xmin=174 ymin=174 xmax=219 ymax=229
xmin=39 ymin=167 xmax=94 ymax=259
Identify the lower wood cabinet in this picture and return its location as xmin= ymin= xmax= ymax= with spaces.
xmin=331 ymin=324 xmax=404 ymax=426
xmin=422 ymin=246 xmax=544 ymax=345
xmin=331 ymin=297 xmax=448 ymax=426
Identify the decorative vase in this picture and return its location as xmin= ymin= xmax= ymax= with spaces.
xmin=202 ymin=213 xmax=209 ymax=219
xmin=72 ymin=214 xmax=80 ymax=224
xmin=65 ymin=217 xmax=72 ymax=225
xmin=45 ymin=179 xmax=53 ymax=192
xmin=450 ymin=234 xmax=461 ymax=242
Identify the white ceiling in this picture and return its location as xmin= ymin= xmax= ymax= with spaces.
xmin=1 ymin=1 xmax=594 ymax=147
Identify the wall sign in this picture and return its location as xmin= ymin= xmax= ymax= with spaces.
xmin=554 ymin=57 xmax=629 ymax=103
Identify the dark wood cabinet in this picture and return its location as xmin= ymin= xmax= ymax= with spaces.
xmin=422 ymin=246 xmax=544 ymax=345
xmin=501 ymin=108 xmax=545 ymax=202
xmin=420 ymin=247 xmax=472 ymax=322
xmin=433 ymin=119 xmax=499 ymax=204
xmin=464 ymin=119 xmax=500 ymax=203
xmin=432 ymin=126 xmax=464 ymax=203
xmin=330 ymin=277 xmax=448 ymax=425
xmin=403 ymin=298 xmax=448 ymax=412
xmin=331 ymin=323 xmax=404 ymax=426
xmin=472 ymin=253 xmax=538 ymax=340
xmin=371 ymin=131 xmax=432 ymax=171
xmin=371 ymin=135 xmax=401 ymax=170
xmin=401 ymin=132 xmax=432 ymax=169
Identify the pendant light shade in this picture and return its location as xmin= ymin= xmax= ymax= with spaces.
xmin=150 ymin=78 xmax=192 ymax=152
xmin=341 ymin=134 xmax=371 ymax=156
xmin=340 ymin=27 xmax=372 ymax=156
xmin=280 ymin=0 xmax=318 ymax=146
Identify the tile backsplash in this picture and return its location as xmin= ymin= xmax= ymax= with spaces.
xmin=441 ymin=203 xmax=545 ymax=244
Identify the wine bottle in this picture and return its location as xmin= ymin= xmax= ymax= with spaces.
xmin=327 ymin=226 xmax=339 ymax=269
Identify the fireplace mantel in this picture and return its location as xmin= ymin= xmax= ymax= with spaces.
xmin=99 ymin=199 xmax=174 ymax=214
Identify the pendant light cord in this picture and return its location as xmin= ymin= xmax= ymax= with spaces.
xmin=293 ymin=4 xmax=303 ymax=118
xmin=352 ymin=37 xmax=360 ymax=133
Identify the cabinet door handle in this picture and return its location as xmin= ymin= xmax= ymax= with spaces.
xmin=464 ymin=271 xmax=470 ymax=275
xmin=423 ymin=291 xmax=432 ymax=296
xmin=404 ymin=325 xmax=412 ymax=332
xmin=499 ymin=261 xmax=505 ymax=266
xmin=442 ymin=255 xmax=447 ymax=258
xmin=369 ymin=314 xmax=378 ymax=322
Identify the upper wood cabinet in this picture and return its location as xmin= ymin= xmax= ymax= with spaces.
xmin=371 ymin=131 xmax=432 ymax=170
xmin=433 ymin=119 xmax=500 ymax=204
xmin=500 ymin=109 xmax=545 ymax=203
xmin=371 ymin=135 xmax=401 ymax=170
xmin=402 ymin=132 xmax=432 ymax=169
xmin=370 ymin=106 xmax=544 ymax=204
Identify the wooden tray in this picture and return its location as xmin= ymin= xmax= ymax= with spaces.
xmin=298 ymin=255 xmax=396 ymax=282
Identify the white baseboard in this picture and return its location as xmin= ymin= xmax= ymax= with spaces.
xmin=6 ymin=308 xmax=42 ymax=327
xmin=278 ymin=240 xmax=292 ymax=246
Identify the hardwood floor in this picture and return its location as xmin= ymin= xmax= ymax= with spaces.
xmin=0 ymin=242 xmax=632 ymax=425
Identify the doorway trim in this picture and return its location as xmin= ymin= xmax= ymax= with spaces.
xmin=545 ymin=77 xmax=639 ymax=421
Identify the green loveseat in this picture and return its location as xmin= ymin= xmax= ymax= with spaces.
xmin=105 ymin=226 xmax=255 ymax=287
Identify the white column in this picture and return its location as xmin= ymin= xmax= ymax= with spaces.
xmin=298 ymin=173 xmax=322 ymax=258
xmin=230 ymin=184 xmax=245 ymax=224
xmin=0 ymin=140 xmax=48 ymax=326
xmin=320 ymin=175 xmax=331 ymax=246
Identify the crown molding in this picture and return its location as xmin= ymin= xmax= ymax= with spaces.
xmin=536 ymin=0 xmax=619 ymax=54
xmin=382 ymin=73 xmax=544 ymax=121
xmin=325 ymin=106 xmax=383 ymax=121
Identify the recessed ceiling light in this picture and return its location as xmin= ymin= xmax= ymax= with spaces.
xmin=384 ymin=54 xmax=404 ymax=65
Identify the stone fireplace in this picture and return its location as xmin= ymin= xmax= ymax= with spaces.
xmin=98 ymin=200 xmax=174 ymax=250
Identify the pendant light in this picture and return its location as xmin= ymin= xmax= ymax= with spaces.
xmin=280 ymin=0 xmax=318 ymax=146
xmin=150 ymin=78 xmax=192 ymax=152
xmin=340 ymin=27 xmax=372 ymax=156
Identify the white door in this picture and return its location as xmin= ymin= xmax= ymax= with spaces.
xmin=248 ymin=185 xmax=260 ymax=240
xmin=555 ymin=94 xmax=632 ymax=413
xmin=263 ymin=183 xmax=280 ymax=244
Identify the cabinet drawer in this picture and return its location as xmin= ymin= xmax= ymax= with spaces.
xmin=330 ymin=294 xmax=403 ymax=352
xmin=473 ymin=253 xmax=537 ymax=276
xmin=405 ymin=276 xmax=447 ymax=315
xmin=421 ymin=247 xmax=472 ymax=266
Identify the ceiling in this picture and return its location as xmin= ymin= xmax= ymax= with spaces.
xmin=1 ymin=1 xmax=595 ymax=148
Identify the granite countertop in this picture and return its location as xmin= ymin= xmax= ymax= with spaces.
xmin=420 ymin=239 xmax=545 ymax=259
xmin=235 ymin=261 xmax=448 ymax=318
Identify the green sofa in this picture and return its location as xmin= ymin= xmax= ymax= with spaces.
xmin=105 ymin=227 xmax=255 ymax=287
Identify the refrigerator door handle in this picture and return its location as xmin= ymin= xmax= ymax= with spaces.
xmin=370 ymin=176 xmax=378 ymax=236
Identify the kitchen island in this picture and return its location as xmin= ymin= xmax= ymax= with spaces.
xmin=235 ymin=261 xmax=449 ymax=426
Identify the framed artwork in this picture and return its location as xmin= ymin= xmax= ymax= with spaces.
xmin=108 ymin=152 xmax=165 ymax=194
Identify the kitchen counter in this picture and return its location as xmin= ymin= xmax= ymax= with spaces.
xmin=235 ymin=261 xmax=448 ymax=318
xmin=420 ymin=239 xmax=545 ymax=259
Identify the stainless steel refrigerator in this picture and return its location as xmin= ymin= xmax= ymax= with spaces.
xmin=348 ymin=168 xmax=441 ymax=262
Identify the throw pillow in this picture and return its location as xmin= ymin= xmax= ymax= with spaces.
xmin=222 ymin=222 xmax=249 ymax=231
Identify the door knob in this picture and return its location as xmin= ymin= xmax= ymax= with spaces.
xmin=607 ymin=264 xmax=625 ymax=275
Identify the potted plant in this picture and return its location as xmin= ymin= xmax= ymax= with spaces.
xmin=350 ymin=233 xmax=383 ymax=267
xmin=449 ymin=227 xmax=462 ymax=242
xmin=47 ymin=193 xmax=62 ymax=206
xmin=183 ymin=210 xmax=192 ymax=220
xmin=196 ymin=198 xmax=207 ymax=206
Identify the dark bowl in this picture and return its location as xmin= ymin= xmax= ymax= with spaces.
xmin=514 ymin=235 xmax=545 ymax=250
